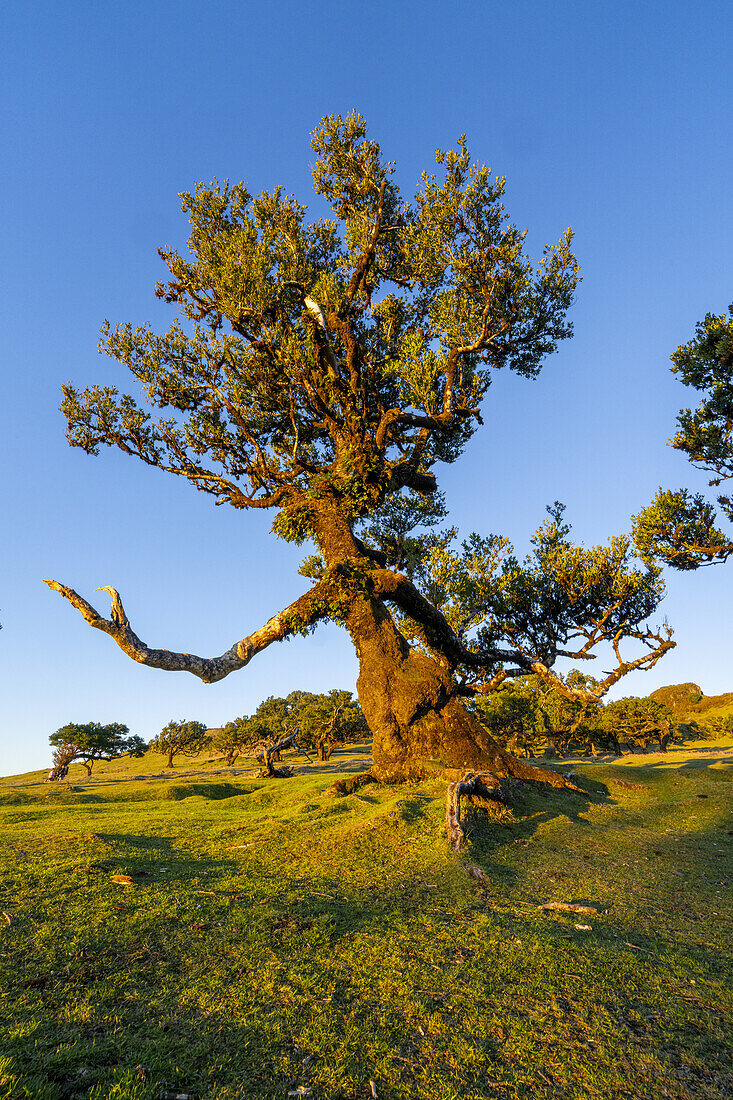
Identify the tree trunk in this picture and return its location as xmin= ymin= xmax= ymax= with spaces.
xmin=167 ymin=750 xmax=174 ymax=768
xmin=344 ymin=592 xmax=576 ymax=789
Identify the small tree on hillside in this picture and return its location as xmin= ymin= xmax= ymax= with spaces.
xmin=49 ymin=722 xmax=146 ymax=776
xmin=633 ymin=305 xmax=733 ymax=569
xmin=212 ymin=716 xmax=264 ymax=766
xmin=151 ymin=720 xmax=210 ymax=768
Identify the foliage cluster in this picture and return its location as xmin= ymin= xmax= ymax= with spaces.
xmin=633 ymin=304 xmax=733 ymax=569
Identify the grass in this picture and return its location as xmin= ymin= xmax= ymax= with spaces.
xmin=1 ymin=739 xmax=731 ymax=1099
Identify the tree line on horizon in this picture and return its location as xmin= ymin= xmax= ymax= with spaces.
xmin=48 ymin=677 xmax=733 ymax=780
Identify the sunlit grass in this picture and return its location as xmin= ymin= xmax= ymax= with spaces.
xmin=1 ymin=742 xmax=731 ymax=1099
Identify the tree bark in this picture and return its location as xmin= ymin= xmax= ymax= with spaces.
xmin=343 ymin=590 xmax=581 ymax=789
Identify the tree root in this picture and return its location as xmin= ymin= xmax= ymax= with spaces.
xmin=446 ymin=773 xmax=508 ymax=851
xmin=446 ymin=766 xmax=588 ymax=851
xmin=487 ymin=748 xmax=588 ymax=794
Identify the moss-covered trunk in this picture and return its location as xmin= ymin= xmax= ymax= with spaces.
xmin=345 ymin=592 xmax=571 ymax=788
xmin=312 ymin=505 xmax=574 ymax=789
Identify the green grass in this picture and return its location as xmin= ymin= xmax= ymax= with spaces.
xmin=1 ymin=742 xmax=731 ymax=1099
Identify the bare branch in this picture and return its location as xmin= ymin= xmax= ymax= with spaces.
xmin=44 ymin=578 xmax=334 ymax=683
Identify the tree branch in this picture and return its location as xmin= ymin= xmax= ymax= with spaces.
xmin=44 ymin=578 xmax=334 ymax=683
xmin=371 ymin=568 xmax=676 ymax=703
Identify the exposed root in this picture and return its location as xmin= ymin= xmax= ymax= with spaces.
xmin=490 ymin=748 xmax=588 ymax=794
xmin=446 ymin=765 xmax=588 ymax=851
xmin=446 ymin=772 xmax=508 ymax=851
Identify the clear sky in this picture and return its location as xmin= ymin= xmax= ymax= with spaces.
xmin=1 ymin=0 xmax=731 ymax=777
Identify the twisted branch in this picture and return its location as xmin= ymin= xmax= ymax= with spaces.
xmin=44 ymin=578 xmax=333 ymax=683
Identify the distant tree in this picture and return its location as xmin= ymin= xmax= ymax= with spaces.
xmin=151 ymin=720 xmax=210 ymax=768
xmin=49 ymin=722 xmax=146 ymax=776
xmin=467 ymin=683 xmax=539 ymax=758
xmin=534 ymin=671 xmax=603 ymax=756
xmin=212 ymin=716 xmax=264 ymax=766
xmin=469 ymin=671 xmax=602 ymax=758
xmin=250 ymin=694 xmax=304 ymax=762
xmin=297 ymin=689 xmax=369 ymax=760
xmin=598 ymin=697 xmax=675 ymax=754
xmin=633 ymin=305 xmax=733 ymax=569
xmin=701 ymin=714 xmax=733 ymax=737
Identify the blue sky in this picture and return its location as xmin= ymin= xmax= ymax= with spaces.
xmin=1 ymin=0 xmax=731 ymax=776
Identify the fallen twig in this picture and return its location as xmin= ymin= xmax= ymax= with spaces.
xmin=465 ymin=864 xmax=490 ymax=887
xmin=538 ymin=901 xmax=598 ymax=915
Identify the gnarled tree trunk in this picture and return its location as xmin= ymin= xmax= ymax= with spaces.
xmin=344 ymin=591 xmax=576 ymax=789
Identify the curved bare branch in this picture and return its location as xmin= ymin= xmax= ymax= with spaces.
xmin=44 ymin=578 xmax=333 ymax=683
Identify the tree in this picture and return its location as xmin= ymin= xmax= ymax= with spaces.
xmin=297 ymin=689 xmax=369 ymax=760
xmin=49 ymin=722 xmax=145 ymax=776
xmin=212 ymin=716 xmax=263 ymax=766
xmin=467 ymin=682 xmax=539 ymax=758
xmin=151 ymin=720 xmax=210 ymax=768
xmin=46 ymin=113 xmax=674 ymax=789
xmin=703 ymin=714 xmax=733 ymax=736
xmin=597 ymin=697 xmax=675 ymax=754
xmin=469 ymin=671 xmax=602 ymax=758
xmin=633 ymin=305 xmax=733 ymax=568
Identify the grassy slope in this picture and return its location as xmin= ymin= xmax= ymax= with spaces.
xmin=1 ymin=742 xmax=731 ymax=1100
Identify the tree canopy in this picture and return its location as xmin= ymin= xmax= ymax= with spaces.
xmin=47 ymin=113 xmax=674 ymax=785
xmin=49 ymin=722 xmax=145 ymax=776
xmin=633 ymin=304 xmax=733 ymax=569
xmin=151 ymin=720 xmax=210 ymax=768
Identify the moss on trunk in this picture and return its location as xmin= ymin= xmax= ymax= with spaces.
xmin=345 ymin=591 xmax=574 ymax=788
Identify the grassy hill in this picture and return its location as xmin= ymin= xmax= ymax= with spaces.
xmin=1 ymin=740 xmax=731 ymax=1100
xmin=649 ymin=683 xmax=733 ymax=724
